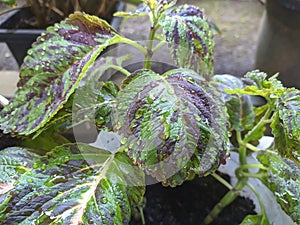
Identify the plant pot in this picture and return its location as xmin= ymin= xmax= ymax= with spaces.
xmin=255 ymin=0 xmax=300 ymax=88
xmin=0 ymin=2 xmax=126 ymax=66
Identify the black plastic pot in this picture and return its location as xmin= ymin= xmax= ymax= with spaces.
xmin=0 ymin=2 xmax=125 ymax=66
xmin=255 ymin=0 xmax=300 ymax=88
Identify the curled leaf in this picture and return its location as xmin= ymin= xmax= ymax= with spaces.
xmin=114 ymin=69 xmax=229 ymax=186
xmin=213 ymin=74 xmax=255 ymax=132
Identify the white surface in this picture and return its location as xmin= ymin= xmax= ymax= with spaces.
xmin=89 ymin=130 xmax=121 ymax=153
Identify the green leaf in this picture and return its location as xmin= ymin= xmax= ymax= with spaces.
xmin=271 ymin=88 xmax=300 ymax=162
xmin=240 ymin=214 xmax=270 ymax=225
xmin=257 ymin=151 xmax=300 ymax=223
xmin=0 ymin=12 xmax=122 ymax=136
xmin=277 ymin=88 xmax=300 ymax=139
xmin=159 ymin=4 xmax=214 ymax=76
xmin=114 ymin=69 xmax=229 ymax=187
xmin=0 ymin=144 xmax=145 ymax=224
xmin=213 ymin=74 xmax=255 ymax=131
xmin=143 ymin=0 xmax=176 ymax=11
xmin=72 ymin=81 xmax=119 ymax=130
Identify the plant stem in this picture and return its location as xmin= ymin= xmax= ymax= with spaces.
xmin=143 ymin=25 xmax=159 ymax=69
xmin=202 ymin=178 xmax=247 ymax=225
xmin=153 ymin=41 xmax=166 ymax=54
xmin=243 ymin=107 xmax=273 ymax=143
xmin=119 ymin=38 xmax=147 ymax=55
xmin=108 ymin=65 xmax=131 ymax=77
xmin=246 ymin=182 xmax=267 ymax=215
xmin=211 ymin=173 xmax=233 ymax=190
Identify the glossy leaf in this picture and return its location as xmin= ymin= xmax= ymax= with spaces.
xmin=257 ymin=151 xmax=300 ymax=223
xmin=0 ymin=144 xmax=145 ymax=225
xmin=213 ymin=74 xmax=255 ymax=131
xmin=240 ymin=214 xmax=269 ymax=225
xmin=72 ymin=81 xmax=119 ymax=130
xmin=114 ymin=69 xmax=229 ymax=187
xmin=159 ymin=4 xmax=214 ymax=76
xmin=271 ymin=88 xmax=300 ymax=162
xmin=0 ymin=12 xmax=122 ymax=135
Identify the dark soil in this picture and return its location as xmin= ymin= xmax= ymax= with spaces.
xmin=130 ymin=174 xmax=256 ymax=225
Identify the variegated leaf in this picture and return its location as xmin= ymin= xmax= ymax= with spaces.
xmin=213 ymin=74 xmax=255 ymax=132
xmin=114 ymin=69 xmax=229 ymax=187
xmin=0 ymin=12 xmax=122 ymax=135
xmin=143 ymin=0 xmax=176 ymax=11
xmin=159 ymin=4 xmax=214 ymax=76
xmin=0 ymin=144 xmax=145 ymax=225
xmin=257 ymin=151 xmax=300 ymax=223
xmin=271 ymin=88 xmax=300 ymax=162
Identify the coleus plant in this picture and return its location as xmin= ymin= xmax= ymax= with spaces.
xmin=0 ymin=0 xmax=299 ymax=224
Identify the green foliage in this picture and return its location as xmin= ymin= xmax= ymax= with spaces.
xmin=159 ymin=4 xmax=214 ymax=76
xmin=0 ymin=144 xmax=145 ymax=225
xmin=114 ymin=69 xmax=229 ymax=186
xmin=0 ymin=2 xmax=300 ymax=225
xmin=213 ymin=74 xmax=255 ymax=132
xmin=257 ymin=151 xmax=300 ymax=223
xmin=0 ymin=12 xmax=122 ymax=136
xmin=270 ymin=88 xmax=300 ymax=162
xmin=240 ymin=214 xmax=270 ymax=225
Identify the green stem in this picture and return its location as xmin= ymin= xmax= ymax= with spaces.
xmin=143 ymin=25 xmax=159 ymax=69
xmin=119 ymin=38 xmax=147 ymax=55
xmin=108 ymin=65 xmax=131 ymax=77
xmin=153 ymin=41 xmax=166 ymax=54
xmin=243 ymin=107 xmax=273 ymax=143
xmin=245 ymin=143 xmax=261 ymax=152
xmin=211 ymin=173 xmax=233 ymax=190
xmin=202 ymin=178 xmax=248 ymax=225
xmin=246 ymin=182 xmax=269 ymax=223
xmin=235 ymin=164 xmax=267 ymax=180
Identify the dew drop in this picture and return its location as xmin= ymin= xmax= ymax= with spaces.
xmin=33 ymin=163 xmax=39 ymax=169
xmin=100 ymin=197 xmax=107 ymax=204
xmin=120 ymin=137 xmax=127 ymax=145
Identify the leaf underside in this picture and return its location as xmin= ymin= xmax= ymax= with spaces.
xmin=257 ymin=151 xmax=300 ymax=223
xmin=160 ymin=4 xmax=214 ymax=77
xmin=213 ymin=74 xmax=255 ymax=132
xmin=114 ymin=68 xmax=229 ymax=187
xmin=0 ymin=144 xmax=145 ymax=225
xmin=0 ymin=12 xmax=120 ymax=136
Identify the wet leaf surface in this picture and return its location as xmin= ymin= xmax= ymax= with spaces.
xmin=0 ymin=12 xmax=122 ymax=136
xmin=159 ymin=4 xmax=214 ymax=76
xmin=0 ymin=144 xmax=145 ymax=225
xmin=114 ymin=68 xmax=229 ymax=186
xmin=257 ymin=151 xmax=300 ymax=223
